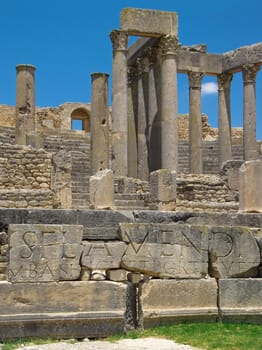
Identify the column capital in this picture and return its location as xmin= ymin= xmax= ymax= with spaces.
xmin=217 ymin=72 xmax=233 ymax=91
xmin=188 ymin=71 xmax=203 ymax=89
xmin=127 ymin=66 xmax=137 ymax=87
xmin=159 ymin=35 xmax=179 ymax=56
xmin=110 ymin=30 xmax=128 ymax=52
xmin=242 ymin=64 xmax=260 ymax=85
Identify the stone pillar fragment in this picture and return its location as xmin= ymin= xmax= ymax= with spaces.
xmin=242 ymin=64 xmax=260 ymax=160
xmin=15 ymin=64 xmax=36 ymax=145
xmin=239 ymin=160 xmax=262 ymax=212
xmin=188 ymin=71 xmax=203 ymax=174
xmin=90 ymin=73 xmax=110 ymax=174
xmin=159 ymin=36 xmax=179 ymax=171
xmin=218 ymin=73 xmax=233 ymax=166
xmin=110 ymin=30 xmax=128 ymax=176
xmin=149 ymin=169 xmax=176 ymax=210
xmin=89 ymin=169 xmax=114 ymax=209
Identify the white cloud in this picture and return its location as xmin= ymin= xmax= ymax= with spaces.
xmin=201 ymin=82 xmax=218 ymax=95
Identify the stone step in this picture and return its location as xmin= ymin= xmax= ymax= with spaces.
xmin=72 ymin=192 xmax=89 ymax=200
xmin=114 ymin=199 xmax=146 ymax=208
xmin=114 ymin=193 xmax=145 ymax=201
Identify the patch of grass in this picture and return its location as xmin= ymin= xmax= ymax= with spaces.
xmin=108 ymin=323 xmax=262 ymax=350
xmin=0 ymin=338 xmax=76 ymax=350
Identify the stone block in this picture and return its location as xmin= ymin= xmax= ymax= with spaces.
xmin=0 ymin=281 xmax=127 ymax=339
xmin=120 ymin=223 xmax=208 ymax=278
xmin=239 ymin=160 xmax=262 ymax=213
xmin=121 ymin=8 xmax=178 ymax=37
xmin=150 ymin=169 xmax=176 ymax=205
xmin=219 ymin=279 xmax=262 ymax=322
xmin=89 ymin=169 xmax=114 ymax=209
xmin=141 ymin=279 xmax=218 ymax=326
xmin=107 ymin=269 xmax=128 ymax=282
xmin=208 ymin=226 xmax=260 ymax=278
xmin=8 ymin=224 xmax=83 ymax=282
xmin=81 ymin=241 xmax=127 ymax=269
xmin=220 ymin=160 xmax=243 ymax=190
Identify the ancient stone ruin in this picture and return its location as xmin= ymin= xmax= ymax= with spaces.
xmin=0 ymin=8 xmax=262 ymax=339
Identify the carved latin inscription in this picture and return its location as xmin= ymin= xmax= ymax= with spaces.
xmin=8 ymin=224 xmax=83 ymax=283
xmin=119 ymin=223 xmax=208 ymax=278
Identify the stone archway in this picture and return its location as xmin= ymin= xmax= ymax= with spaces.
xmin=71 ymin=108 xmax=90 ymax=132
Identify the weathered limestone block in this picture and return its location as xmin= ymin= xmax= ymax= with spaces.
xmin=81 ymin=241 xmax=127 ymax=269
xmin=149 ymin=169 xmax=176 ymax=210
xmin=107 ymin=269 xmax=128 ymax=282
xmin=120 ymin=223 xmax=208 ymax=278
xmin=8 ymin=224 xmax=83 ymax=282
xmin=0 ymin=281 xmax=128 ymax=338
xmin=219 ymin=279 xmax=262 ymax=321
xmin=239 ymin=160 xmax=262 ymax=212
xmin=52 ymin=151 xmax=72 ymax=209
xmin=209 ymin=226 xmax=260 ymax=278
xmin=89 ymin=169 xmax=114 ymax=209
xmin=220 ymin=160 xmax=244 ymax=191
xmin=121 ymin=8 xmax=178 ymax=37
xmin=141 ymin=279 xmax=218 ymax=326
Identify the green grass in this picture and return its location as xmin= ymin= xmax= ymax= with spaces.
xmin=108 ymin=323 xmax=262 ymax=350
xmin=1 ymin=323 xmax=262 ymax=350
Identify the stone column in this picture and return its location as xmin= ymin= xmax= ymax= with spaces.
xmin=188 ymin=71 xmax=203 ymax=174
xmin=90 ymin=73 xmax=110 ymax=174
xmin=159 ymin=35 xmax=179 ymax=171
xmin=136 ymin=57 xmax=149 ymax=180
xmin=127 ymin=66 xmax=138 ymax=178
xmin=110 ymin=30 xmax=128 ymax=176
xmin=242 ymin=64 xmax=260 ymax=160
xmin=218 ymin=73 xmax=233 ymax=166
xmin=15 ymin=64 xmax=36 ymax=145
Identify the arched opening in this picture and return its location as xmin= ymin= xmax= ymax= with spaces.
xmin=71 ymin=108 xmax=90 ymax=132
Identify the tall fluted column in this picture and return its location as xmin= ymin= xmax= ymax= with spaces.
xmin=159 ymin=35 xmax=179 ymax=171
xmin=218 ymin=73 xmax=233 ymax=166
xmin=188 ymin=71 xmax=203 ymax=174
xmin=110 ymin=30 xmax=128 ymax=175
xmin=90 ymin=73 xmax=110 ymax=174
xmin=242 ymin=64 xmax=260 ymax=160
xmin=16 ymin=64 xmax=36 ymax=145
xmin=127 ymin=66 xmax=138 ymax=178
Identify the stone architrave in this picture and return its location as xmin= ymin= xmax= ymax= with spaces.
xmin=90 ymin=73 xmax=110 ymax=174
xmin=242 ymin=64 xmax=260 ymax=160
xmin=89 ymin=169 xmax=114 ymax=209
xmin=81 ymin=242 xmax=127 ymax=269
xmin=119 ymin=223 xmax=208 ymax=278
xmin=8 ymin=224 xmax=83 ymax=282
xmin=188 ymin=71 xmax=203 ymax=174
xmin=110 ymin=30 xmax=128 ymax=176
xmin=16 ymin=64 xmax=36 ymax=146
xmin=120 ymin=8 xmax=178 ymax=37
xmin=218 ymin=73 xmax=233 ymax=166
xmin=239 ymin=160 xmax=262 ymax=212
xmin=159 ymin=35 xmax=179 ymax=171
xmin=208 ymin=226 xmax=260 ymax=278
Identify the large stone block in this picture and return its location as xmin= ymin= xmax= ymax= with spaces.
xmin=219 ymin=279 xmax=262 ymax=322
xmin=149 ymin=169 xmax=176 ymax=210
xmin=120 ymin=223 xmax=208 ymax=278
xmin=239 ymin=160 xmax=262 ymax=213
xmin=81 ymin=241 xmax=127 ymax=269
xmin=208 ymin=226 xmax=260 ymax=278
xmin=0 ymin=281 xmax=127 ymax=338
xmin=89 ymin=169 xmax=114 ymax=209
xmin=121 ymin=8 xmax=178 ymax=37
xmin=141 ymin=279 xmax=218 ymax=326
xmin=8 ymin=224 xmax=83 ymax=282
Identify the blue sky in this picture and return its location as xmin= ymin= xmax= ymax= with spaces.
xmin=0 ymin=0 xmax=261 ymax=138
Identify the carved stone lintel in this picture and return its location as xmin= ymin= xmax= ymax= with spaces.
xmin=159 ymin=35 xmax=179 ymax=56
xmin=217 ymin=73 xmax=233 ymax=91
xmin=188 ymin=71 xmax=203 ymax=89
xmin=110 ymin=30 xmax=128 ymax=52
xmin=242 ymin=64 xmax=260 ymax=85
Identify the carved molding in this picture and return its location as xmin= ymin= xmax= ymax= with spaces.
xmin=242 ymin=64 xmax=260 ymax=85
xmin=127 ymin=66 xmax=137 ymax=86
xmin=188 ymin=71 xmax=203 ymax=89
xmin=159 ymin=35 xmax=179 ymax=56
xmin=217 ymin=73 xmax=233 ymax=91
xmin=110 ymin=30 xmax=128 ymax=52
